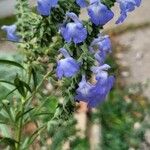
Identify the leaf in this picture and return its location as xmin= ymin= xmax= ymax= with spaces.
xmin=3 ymin=88 xmax=17 ymax=99
xmin=0 ymin=59 xmax=24 ymax=69
xmin=0 ymin=113 xmax=10 ymax=126
xmin=0 ymin=80 xmax=15 ymax=86
xmin=16 ymin=108 xmax=34 ymax=122
xmin=20 ymin=80 xmax=32 ymax=93
xmin=26 ymin=125 xmax=46 ymax=147
xmin=31 ymin=68 xmax=38 ymax=89
xmin=14 ymin=76 xmax=26 ymax=97
xmin=44 ymin=96 xmax=58 ymax=113
xmin=0 ymin=80 xmax=16 ymax=99
xmin=14 ymin=75 xmax=32 ymax=97
xmin=0 ymin=137 xmax=17 ymax=149
xmin=1 ymin=101 xmax=15 ymax=123
xmin=0 ymin=124 xmax=11 ymax=137
xmin=0 ymin=45 xmax=23 ymax=100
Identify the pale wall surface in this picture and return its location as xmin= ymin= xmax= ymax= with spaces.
xmin=0 ymin=0 xmax=36 ymax=18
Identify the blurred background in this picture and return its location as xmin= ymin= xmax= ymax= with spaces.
xmin=0 ymin=0 xmax=150 ymax=149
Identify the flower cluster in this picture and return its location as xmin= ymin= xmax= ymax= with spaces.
xmin=1 ymin=0 xmax=142 ymax=107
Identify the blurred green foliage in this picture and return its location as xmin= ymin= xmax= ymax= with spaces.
xmin=98 ymin=44 xmax=150 ymax=150
xmin=99 ymin=88 xmax=150 ymax=150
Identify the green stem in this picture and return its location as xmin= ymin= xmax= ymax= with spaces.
xmin=15 ymin=71 xmax=51 ymax=149
xmin=15 ymin=65 xmax=32 ymax=150
xmin=16 ymin=98 xmax=25 ymax=150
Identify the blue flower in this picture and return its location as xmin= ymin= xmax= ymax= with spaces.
xmin=87 ymin=0 xmax=114 ymax=26
xmin=56 ymin=48 xmax=80 ymax=79
xmin=91 ymin=64 xmax=111 ymax=80
xmin=37 ymin=0 xmax=58 ymax=16
xmin=116 ymin=0 xmax=142 ymax=24
xmin=90 ymin=35 xmax=112 ymax=53
xmin=75 ymin=75 xmax=94 ymax=102
xmin=94 ymin=51 xmax=107 ymax=65
xmin=1 ymin=24 xmax=20 ymax=42
xmin=90 ymin=35 xmax=112 ymax=64
xmin=75 ymin=74 xmax=115 ymax=107
xmin=87 ymin=76 xmax=115 ymax=107
xmin=60 ymin=12 xmax=87 ymax=44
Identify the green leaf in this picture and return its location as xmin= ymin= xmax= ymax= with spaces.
xmin=3 ymin=88 xmax=17 ymax=99
xmin=0 ymin=113 xmax=11 ymax=126
xmin=0 ymin=80 xmax=15 ymax=86
xmin=0 ymin=124 xmax=11 ymax=137
xmin=14 ymin=75 xmax=32 ymax=97
xmin=1 ymin=101 xmax=15 ymax=123
xmin=31 ymin=68 xmax=38 ymax=89
xmin=14 ymin=76 xmax=26 ymax=97
xmin=25 ymin=125 xmax=46 ymax=148
xmin=16 ymin=108 xmax=34 ymax=122
xmin=0 ymin=137 xmax=17 ymax=150
xmin=20 ymin=80 xmax=32 ymax=93
xmin=44 ymin=96 xmax=58 ymax=113
xmin=0 ymin=59 xmax=24 ymax=69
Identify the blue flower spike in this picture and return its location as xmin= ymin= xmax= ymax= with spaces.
xmin=56 ymin=48 xmax=80 ymax=79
